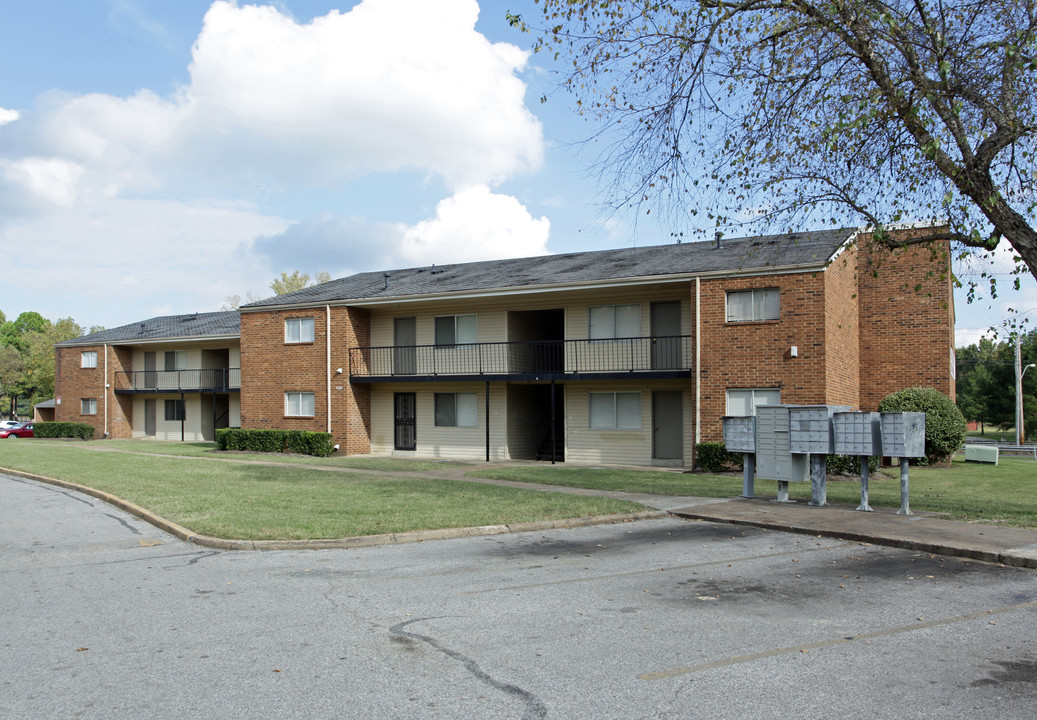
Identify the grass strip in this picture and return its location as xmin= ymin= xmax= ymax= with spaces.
xmin=0 ymin=443 xmax=639 ymax=540
xmin=467 ymin=458 xmax=1037 ymax=527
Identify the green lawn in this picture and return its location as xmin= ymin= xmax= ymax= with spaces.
xmin=467 ymin=457 xmax=1037 ymax=527
xmin=0 ymin=441 xmax=640 ymax=540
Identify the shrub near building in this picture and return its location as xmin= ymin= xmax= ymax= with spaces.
xmin=33 ymin=422 xmax=96 ymax=440
xmin=878 ymin=387 xmax=967 ymax=464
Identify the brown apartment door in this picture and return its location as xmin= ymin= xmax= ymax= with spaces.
xmin=650 ymin=302 xmax=682 ymax=369
xmin=144 ymin=351 xmax=157 ymax=389
xmin=652 ymin=391 xmax=683 ymax=461
xmin=144 ymin=399 xmax=156 ymax=436
xmin=394 ymin=317 xmax=416 ymax=375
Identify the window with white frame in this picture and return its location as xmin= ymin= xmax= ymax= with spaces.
xmin=589 ymin=391 xmax=642 ymax=429
xmin=726 ymin=288 xmax=780 ymax=322
xmin=284 ymin=391 xmax=315 ymax=417
xmin=81 ymin=398 xmax=97 ymax=415
xmin=285 ymin=317 xmax=315 ymax=344
xmin=81 ymin=351 xmax=97 ymax=368
xmin=164 ymin=399 xmax=185 ymax=421
xmin=164 ymin=350 xmax=186 ymax=371
xmin=434 ymin=393 xmax=478 ymax=427
xmin=434 ymin=315 xmax=477 ymax=346
xmin=589 ymin=304 xmax=641 ymax=339
xmin=726 ymin=388 xmax=781 ymax=416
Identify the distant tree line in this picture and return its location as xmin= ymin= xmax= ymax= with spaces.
xmin=0 ymin=310 xmax=98 ymax=419
xmin=956 ymin=331 xmax=1037 ymax=436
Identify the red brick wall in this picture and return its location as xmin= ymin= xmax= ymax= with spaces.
xmin=697 ymin=271 xmax=830 ymax=442
xmin=856 ymin=232 xmax=955 ymax=409
xmin=54 ymin=345 xmax=115 ymax=438
xmin=240 ymin=306 xmax=371 ymax=452
xmin=823 ymin=245 xmax=861 ymax=407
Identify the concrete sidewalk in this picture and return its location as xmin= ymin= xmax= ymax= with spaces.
xmin=668 ymin=496 xmax=1037 ymax=569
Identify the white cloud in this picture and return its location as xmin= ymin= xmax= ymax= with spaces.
xmin=2 ymin=198 xmax=289 ymax=326
xmin=400 ymin=185 xmax=550 ymax=265
xmin=1 ymin=157 xmax=84 ymax=207
xmin=254 ymin=186 xmax=551 ymax=276
xmin=0 ymin=107 xmax=18 ymax=126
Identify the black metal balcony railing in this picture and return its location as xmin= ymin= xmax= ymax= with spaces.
xmin=349 ymin=336 xmax=691 ymax=380
xmin=115 ymin=368 xmax=241 ymax=393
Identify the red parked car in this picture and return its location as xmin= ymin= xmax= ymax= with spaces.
xmin=0 ymin=423 xmax=33 ymax=439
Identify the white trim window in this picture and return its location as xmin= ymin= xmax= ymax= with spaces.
xmin=589 ymin=391 xmax=642 ymax=429
xmin=284 ymin=391 xmax=315 ymax=417
xmin=81 ymin=398 xmax=97 ymax=415
xmin=434 ymin=315 xmax=477 ymax=346
xmin=726 ymin=388 xmax=781 ymax=416
xmin=434 ymin=393 xmax=478 ymax=427
xmin=81 ymin=351 xmax=98 ymax=368
xmin=285 ymin=317 xmax=315 ymax=344
xmin=726 ymin=288 xmax=780 ymax=322
xmin=589 ymin=304 xmax=640 ymax=339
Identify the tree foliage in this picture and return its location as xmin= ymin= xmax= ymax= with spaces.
xmin=0 ymin=310 xmax=83 ymax=417
xmin=513 ymin=0 xmax=1037 ymax=285
xmin=956 ymin=330 xmax=1037 ymax=432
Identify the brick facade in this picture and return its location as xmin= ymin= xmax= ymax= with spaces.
xmin=240 ymin=306 xmax=370 ymax=452
xmin=54 ymin=344 xmax=134 ymax=438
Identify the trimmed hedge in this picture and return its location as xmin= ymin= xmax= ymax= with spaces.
xmin=878 ymin=387 xmax=967 ymax=464
xmin=215 ymin=428 xmax=335 ymax=457
xmin=695 ymin=442 xmax=743 ymax=473
xmin=33 ymin=421 xmax=96 ymax=440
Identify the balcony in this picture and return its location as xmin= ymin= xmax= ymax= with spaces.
xmin=348 ymin=336 xmax=692 ymax=382
xmin=115 ymin=368 xmax=241 ymax=393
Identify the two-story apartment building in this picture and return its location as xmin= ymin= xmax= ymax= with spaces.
xmin=53 ymin=227 xmax=955 ymax=467
xmin=53 ymin=313 xmax=241 ymax=441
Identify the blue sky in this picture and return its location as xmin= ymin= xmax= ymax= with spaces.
xmin=1 ymin=0 xmax=1033 ymax=347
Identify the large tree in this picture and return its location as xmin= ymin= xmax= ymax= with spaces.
xmin=512 ymin=0 xmax=1037 ymax=284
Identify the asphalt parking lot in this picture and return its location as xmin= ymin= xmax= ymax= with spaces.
xmin=3 ymin=472 xmax=1036 ymax=719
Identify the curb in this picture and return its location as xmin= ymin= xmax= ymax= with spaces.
xmin=671 ymin=505 xmax=1037 ymax=570
xmin=2 ymin=467 xmax=667 ymax=551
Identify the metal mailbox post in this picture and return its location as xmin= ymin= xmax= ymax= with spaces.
xmin=754 ymin=406 xmax=809 ymax=502
xmin=788 ymin=405 xmax=852 ymax=506
xmin=722 ymin=416 xmax=756 ymax=498
xmin=833 ymin=412 xmax=882 ymax=511
xmin=880 ymin=412 xmax=926 ymax=515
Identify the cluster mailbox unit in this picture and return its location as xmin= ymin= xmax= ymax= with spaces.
xmin=722 ymin=406 xmax=925 ymax=513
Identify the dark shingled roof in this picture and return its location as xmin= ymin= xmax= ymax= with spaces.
xmin=55 ymin=311 xmax=240 ymax=347
xmin=242 ymin=228 xmax=855 ymax=309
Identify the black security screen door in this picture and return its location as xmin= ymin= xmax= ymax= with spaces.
xmin=394 ymin=392 xmax=416 ymax=451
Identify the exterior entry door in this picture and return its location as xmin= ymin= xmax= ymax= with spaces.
xmin=650 ymin=302 xmax=682 ymax=369
xmin=144 ymin=351 xmax=157 ymax=389
xmin=652 ymin=391 xmax=683 ymax=461
xmin=144 ymin=399 xmax=156 ymax=436
xmin=394 ymin=317 xmax=416 ymax=375
xmin=394 ymin=392 xmax=416 ymax=450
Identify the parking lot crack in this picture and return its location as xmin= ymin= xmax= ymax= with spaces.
xmin=390 ymin=617 xmax=547 ymax=719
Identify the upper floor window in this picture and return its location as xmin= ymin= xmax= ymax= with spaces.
xmin=726 ymin=288 xmax=779 ymax=322
xmin=81 ymin=398 xmax=97 ymax=415
xmin=435 ymin=314 xmax=477 ymax=347
xmin=589 ymin=305 xmax=640 ymax=339
xmin=726 ymin=388 xmax=781 ymax=416
xmin=285 ymin=317 xmax=315 ymax=344
xmin=81 ymin=351 xmax=97 ymax=368
xmin=164 ymin=350 xmax=186 ymax=371
xmin=285 ymin=391 xmax=315 ymax=417
xmin=434 ymin=393 xmax=478 ymax=427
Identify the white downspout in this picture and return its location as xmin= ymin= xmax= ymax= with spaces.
xmin=695 ymin=278 xmax=701 ymax=446
xmin=326 ymin=306 xmax=332 ymax=433
xmin=103 ymin=343 xmax=109 ymax=438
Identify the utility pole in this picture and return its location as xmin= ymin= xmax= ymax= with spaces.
xmin=1017 ymin=335 xmax=1037 ymax=445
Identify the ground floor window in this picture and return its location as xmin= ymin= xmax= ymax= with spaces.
xmin=81 ymin=398 xmax=97 ymax=415
xmin=164 ymin=399 xmax=185 ymax=421
xmin=434 ymin=392 xmax=478 ymax=427
xmin=284 ymin=391 xmax=315 ymax=417
xmin=726 ymin=388 xmax=781 ymax=416
xmin=589 ymin=391 xmax=641 ymax=430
